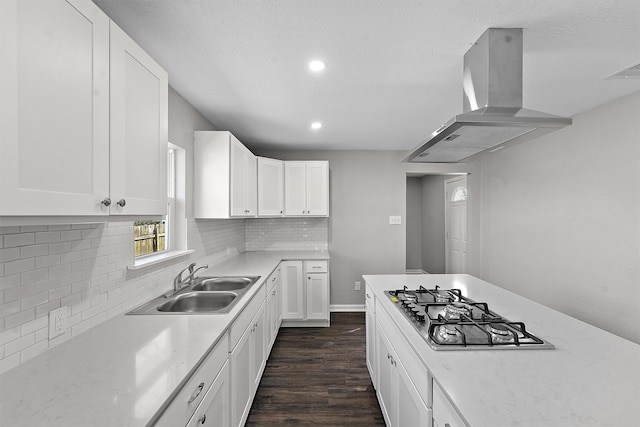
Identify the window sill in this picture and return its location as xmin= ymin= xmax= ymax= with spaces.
xmin=128 ymin=249 xmax=195 ymax=271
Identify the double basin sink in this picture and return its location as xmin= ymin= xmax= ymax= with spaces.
xmin=127 ymin=276 xmax=260 ymax=315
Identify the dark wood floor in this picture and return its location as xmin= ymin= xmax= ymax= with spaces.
xmin=246 ymin=312 xmax=386 ymax=426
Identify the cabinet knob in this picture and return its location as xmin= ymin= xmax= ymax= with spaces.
xmin=101 ymin=198 xmax=111 ymax=207
xmin=116 ymin=199 xmax=126 ymax=207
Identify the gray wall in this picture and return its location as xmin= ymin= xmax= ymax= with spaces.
xmin=256 ymin=92 xmax=639 ymax=344
xmin=469 ymin=91 xmax=640 ymax=343
xmin=254 ymin=149 xmax=469 ymax=306
xmin=420 ymin=175 xmax=448 ymax=274
xmin=168 ymin=86 xmax=218 ymax=216
xmin=405 ymin=177 xmax=423 ymax=270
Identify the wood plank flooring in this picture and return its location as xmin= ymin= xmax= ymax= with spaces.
xmin=246 ymin=312 xmax=386 ymax=426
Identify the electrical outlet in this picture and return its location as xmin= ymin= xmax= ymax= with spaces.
xmin=355 ymin=281 xmax=361 ymax=291
xmin=389 ymin=215 xmax=402 ymax=225
xmin=49 ymin=306 xmax=68 ymax=339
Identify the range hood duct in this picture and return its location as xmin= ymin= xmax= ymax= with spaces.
xmin=404 ymin=28 xmax=572 ymax=163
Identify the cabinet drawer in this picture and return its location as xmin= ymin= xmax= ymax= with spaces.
xmin=433 ymin=381 xmax=467 ymax=427
xmin=229 ymin=283 xmax=266 ymax=351
xmin=266 ymin=268 xmax=280 ymax=294
xmin=156 ymin=332 xmax=229 ymax=426
xmin=304 ymin=260 xmax=327 ymax=273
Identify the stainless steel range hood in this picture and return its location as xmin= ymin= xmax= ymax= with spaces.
xmin=404 ymin=28 xmax=572 ymax=163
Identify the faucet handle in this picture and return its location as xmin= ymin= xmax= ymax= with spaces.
xmin=188 ymin=262 xmax=197 ymax=274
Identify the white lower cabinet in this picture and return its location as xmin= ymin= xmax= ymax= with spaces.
xmin=230 ymin=297 xmax=266 ymax=427
xmin=376 ymin=323 xmax=431 ymax=427
xmin=280 ymin=260 xmax=330 ymax=327
xmin=156 ymin=333 xmax=229 ymax=427
xmin=432 ymin=381 xmax=467 ymax=427
xmin=365 ymin=286 xmax=376 ymax=389
xmin=265 ymin=267 xmax=282 ymax=354
xmin=187 ymin=361 xmax=230 ymax=427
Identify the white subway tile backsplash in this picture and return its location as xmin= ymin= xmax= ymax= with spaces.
xmin=5 ymin=258 xmax=35 ymax=275
xmin=20 ymin=244 xmax=48 ymax=259
xmin=21 ymin=268 xmax=48 ymax=286
xmin=0 ymin=248 xmax=21 ymax=262
xmin=35 ymin=231 xmax=61 ymax=244
xmin=0 ymin=216 xmax=309 ymax=374
xmin=4 ymin=233 xmax=35 ymax=248
xmin=20 ymin=316 xmax=47 ymax=336
xmin=5 ymin=309 xmax=35 ymax=330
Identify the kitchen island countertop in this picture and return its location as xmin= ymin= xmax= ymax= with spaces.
xmin=363 ymin=274 xmax=640 ymax=427
xmin=0 ymin=250 xmax=328 ymax=427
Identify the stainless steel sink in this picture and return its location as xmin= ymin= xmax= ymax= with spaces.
xmin=191 ymin=276 xmax=258 ymax=292
xmin=127 ymin=275 xmax=261 ymax=315
xmin=156 ymin=291 xmax=237 ymax=313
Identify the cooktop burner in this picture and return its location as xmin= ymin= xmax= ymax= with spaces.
xmin=385 ymin=286 xmax=554 ymax=350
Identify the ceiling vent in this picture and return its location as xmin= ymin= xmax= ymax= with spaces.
xmin=608 ymin=62 xmax=640 ymax=79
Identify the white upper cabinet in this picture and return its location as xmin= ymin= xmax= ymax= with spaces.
xmin=194 ymin=131 xmax=257 ymax=218
xmin=257 ymin=157 xmax=284 ymax=217
xmin=284 ymin=161 xmax=329 ymax=217
xmin=0 ymin=0 xmax=168 ymax=218
xmin=0 ymin=0 xmax=110 ymax=216
xmin=109 ymin=21 xmax=168 ymax=216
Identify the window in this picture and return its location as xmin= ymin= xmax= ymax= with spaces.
xmin=131 ymin=144 xmax=190 ymax=269
xmin=134 ymin=148 xmax=174 ymax=258
xmin=451 ymin=186 xmax=467 ymax=202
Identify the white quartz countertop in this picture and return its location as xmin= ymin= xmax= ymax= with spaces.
xmin=363 ymin=274 xmax=640 ymax=427
xmin=0 ymin=250 xmax=328 ymax=427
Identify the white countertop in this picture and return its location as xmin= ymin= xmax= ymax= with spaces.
xmin=0 ymin=250 xmax=328 ymax=427
xmin=363 ymin=274 xmax=640 ymax=427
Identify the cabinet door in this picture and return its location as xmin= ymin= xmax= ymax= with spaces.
xmin=230 ymin=324 xmax=252 ymax=427
xmin=257 ymin=157 xmax=284 ymax=216
xmin=245 ymin=152 xmax=257 ymax=216
xmin=376 ymin=324 xmax=397 ymax=427
xmin=251 ymin=303 xmax=266 ymax=391
xmin=365 ymin=290 xmax=376 ymax=389
xmin=284 ymin=162 xmax=307 ymax=216
xmin=306 ymin=273 xmax=329 ymax=320
xmin=397 ymin=359 xmax=432 ymax=427
xmin=281 ymin=261 xmax=304 ymax=319
xmin=0 ymin=0 xmax=110 ymax=216
xmin=109 ymin=21 xmax=168 ymax=216
xmin=187 ymin=362 xmax=230 ymax=427
xmin=305 ymin=161 xmax=329 ymax=216
xmin=230 ymin=137 xmax=256 ymax=217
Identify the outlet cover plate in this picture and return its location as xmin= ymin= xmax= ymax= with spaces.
xmin=49 ymin=306 xmax=67 ymax=339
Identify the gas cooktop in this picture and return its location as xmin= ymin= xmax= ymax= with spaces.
xmin=386 ymin=286 xmax=554 ymax=350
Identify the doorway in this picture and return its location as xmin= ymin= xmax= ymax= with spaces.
xmin=444 ymin=176 xmax=468 ymax=273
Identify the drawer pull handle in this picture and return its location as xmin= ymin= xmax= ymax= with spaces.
xmin=445 ymin=424 xmax=451 ymax=427
xmin=187 ymin=382 xmax=205 ymax=403
xmin=199 ymin=414 xmax=207 ymax=424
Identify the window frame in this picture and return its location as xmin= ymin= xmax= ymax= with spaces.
xmin=129 ymin=143 xmax=192 ymax=270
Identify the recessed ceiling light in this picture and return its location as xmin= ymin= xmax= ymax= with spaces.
xmin=311 ymin=122 xmax=322 ymax=130
xmin=308 ymin=60 xmax=326 ymax=72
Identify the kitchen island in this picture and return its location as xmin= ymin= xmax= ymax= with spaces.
xmin=364 ymin=274 xmax=640 ymax=427
xmin=0 ymin=250 xmax=328 ymax=427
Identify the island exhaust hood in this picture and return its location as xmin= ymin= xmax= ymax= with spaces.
xmin=403 ymin=28 xmax=572 ymax=163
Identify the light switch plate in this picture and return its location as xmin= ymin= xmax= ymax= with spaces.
xmin=389 ymin=215 xmax=402 ymax=225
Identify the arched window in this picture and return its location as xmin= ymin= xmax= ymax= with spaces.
xmin=451 ymin=186 xmax=467 ymax=202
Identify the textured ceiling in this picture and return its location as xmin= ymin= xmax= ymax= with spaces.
xmin=93 ymin=0 xmax=640 ymax=151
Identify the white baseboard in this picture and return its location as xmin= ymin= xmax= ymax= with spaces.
xmin=330 ymin=304 xmax=365 ymax=312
